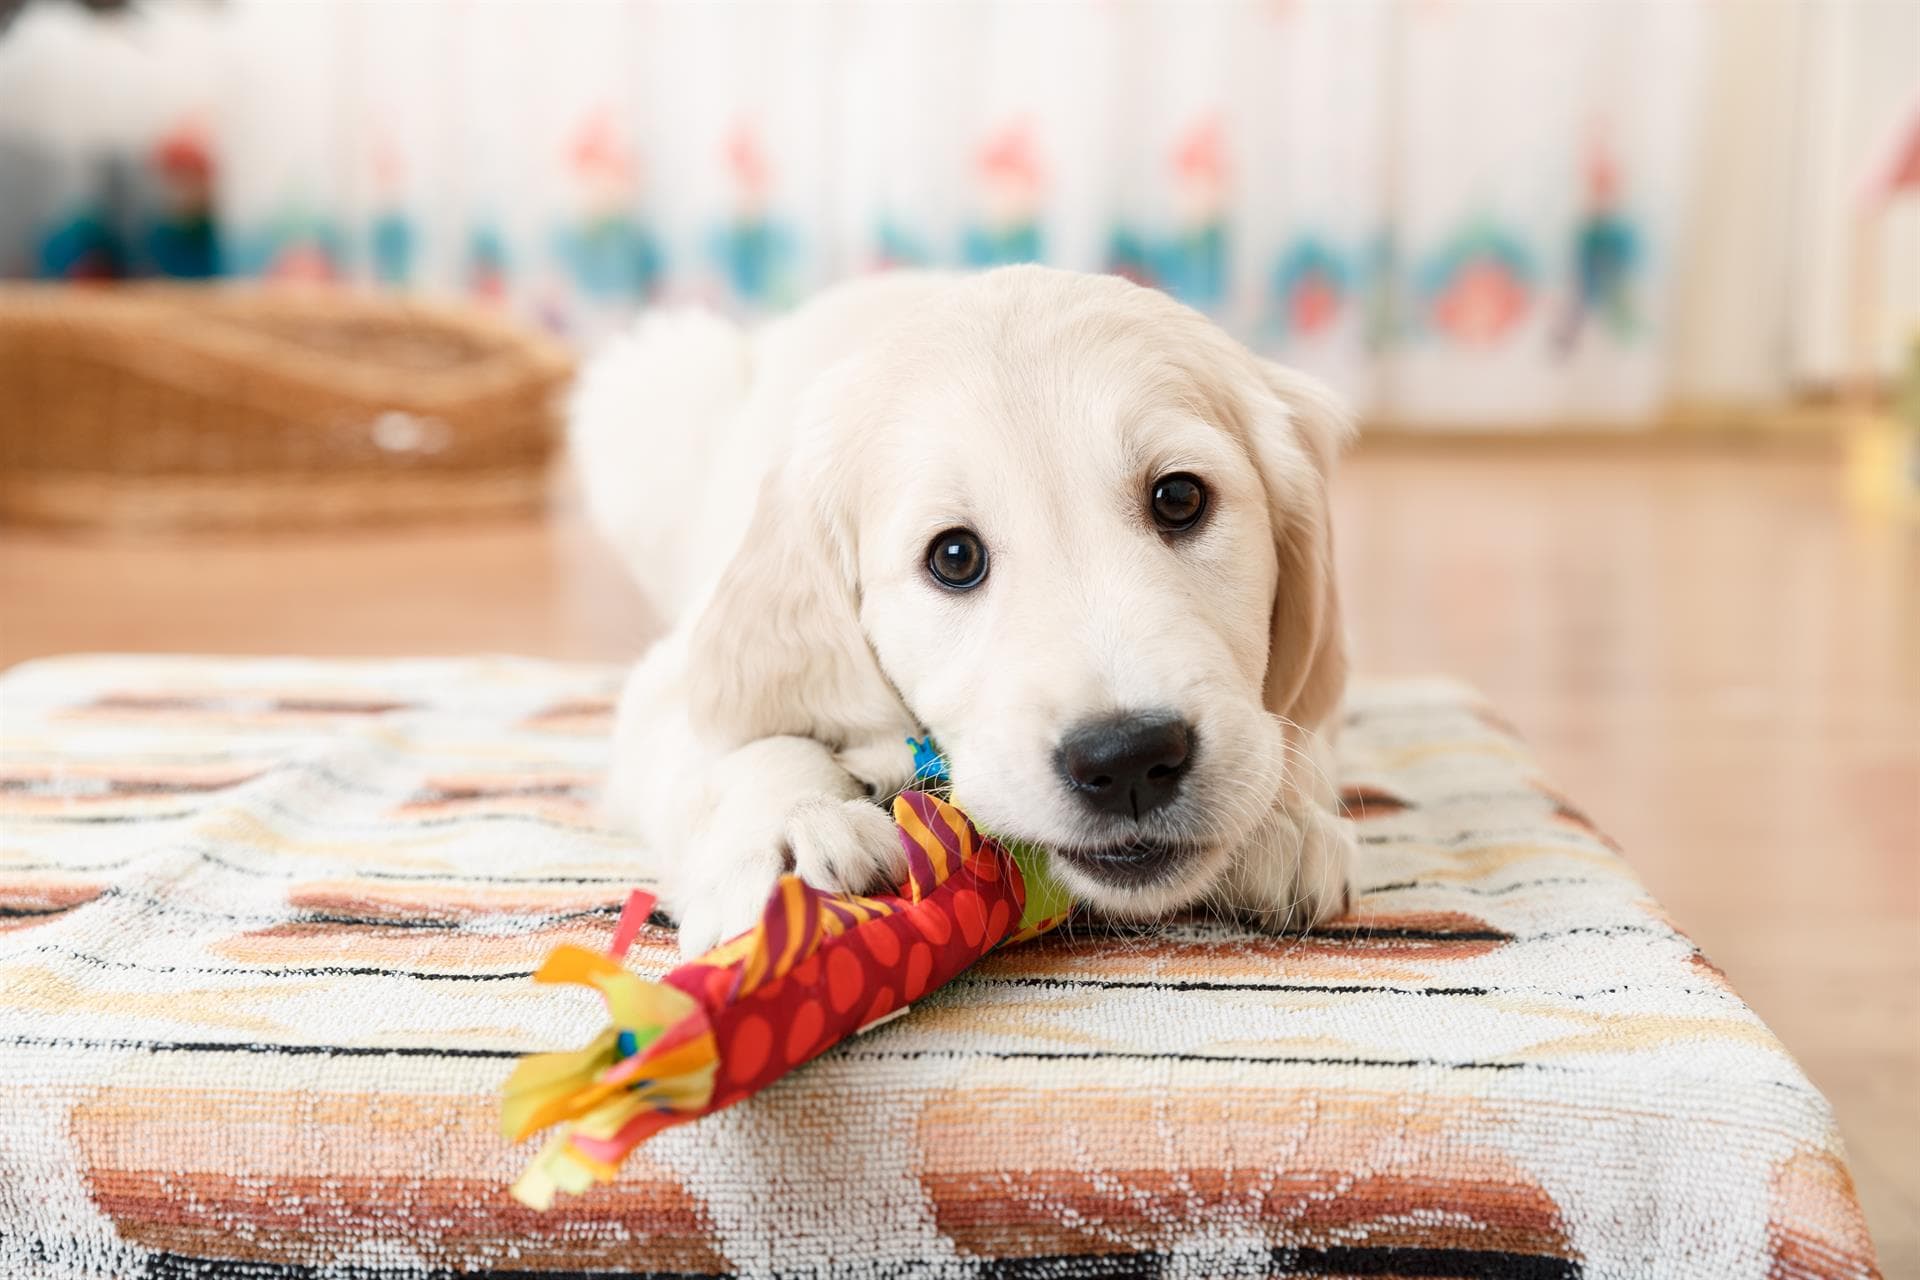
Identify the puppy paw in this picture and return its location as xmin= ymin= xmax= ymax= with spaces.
xmin=786 ymin=797 xmax=907 ymax=896
xmin=1293 ymin=808 xmax=1356 ymax=928
xmin=1224 ymin=805 xmax=1356 ymax=934
xmin=670 ymin=867 xmax=782 ymax=958
xmin=833 ymin=739 xmax=921 ymax=802
xmin=666 ymin=798 xmax=906 ymax=959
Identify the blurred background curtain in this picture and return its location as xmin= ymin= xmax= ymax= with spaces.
xmin=1 ymin=0 xmax=1914 ymax=426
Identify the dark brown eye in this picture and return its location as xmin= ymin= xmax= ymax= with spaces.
xmin=927 ymin=528 xmax=988 ymax=590
xmin=1150 ymin=473 xmax=1207 ymax=532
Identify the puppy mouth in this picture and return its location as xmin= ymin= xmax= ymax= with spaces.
xmin=1051 ymin=839 xmax=1206 ymax=889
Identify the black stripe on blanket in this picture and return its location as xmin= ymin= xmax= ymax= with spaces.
xmin=136 ymin=1245 xmax=1583 ymax=1279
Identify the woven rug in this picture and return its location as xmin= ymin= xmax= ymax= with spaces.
xmin=0 ymin=656 xmax=1880 ymax=1279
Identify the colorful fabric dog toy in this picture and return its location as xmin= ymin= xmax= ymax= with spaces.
xmin=500 ymin=789 xmax=1070 ymax=1208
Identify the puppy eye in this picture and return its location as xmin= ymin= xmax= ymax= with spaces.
xmin=1150 ymin=473 xmax=1208 ymax=532
xmin=927 ymin=528 xmax=989 ymax=591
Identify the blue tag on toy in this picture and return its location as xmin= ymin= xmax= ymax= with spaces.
xmin=906 ymin=735 xmax=950 ymax=786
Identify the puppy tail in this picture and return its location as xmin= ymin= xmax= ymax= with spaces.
xmin=567 ymin=307 xmax=752 ymax=615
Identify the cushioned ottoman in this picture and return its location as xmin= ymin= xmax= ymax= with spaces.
xmin=0 ymin=657 xmax=1881 ymax=1279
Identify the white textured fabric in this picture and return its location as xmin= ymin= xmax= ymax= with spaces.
xmin=0 ymin=656 xmax=1882 ymax=1278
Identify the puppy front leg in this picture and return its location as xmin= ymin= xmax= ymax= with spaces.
xmin=1222 ymin=801 xmax=1355 ymax=933
xmin=1221 ymin=724 xmax=1355 ymax=932
xmin=670 ymin=736 xmax=906 ymax=957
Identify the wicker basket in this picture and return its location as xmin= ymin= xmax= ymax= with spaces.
xmin=0 ymin=284 xmax=575 ymax=530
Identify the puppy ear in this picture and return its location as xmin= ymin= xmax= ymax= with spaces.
xmin=1246 ymin=361 xmax=1354 ymax=734
xmin=684 ymin=464 xmax=909 ymax=751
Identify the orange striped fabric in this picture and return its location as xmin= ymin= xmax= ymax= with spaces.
xmin=0 ymin=656 xmax=1881 ymax=1279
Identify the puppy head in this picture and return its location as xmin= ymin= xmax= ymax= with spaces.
xmin=691 ymin=267 xmax=1350 ymax=917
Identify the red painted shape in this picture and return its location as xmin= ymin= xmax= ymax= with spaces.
xmin=826 ymin=947 xmax=865 ymax=1014
xmin=863 ymin=920 xmax=902 ymax=966
xmin=903 ymin=943 xmax=934 ymax=1003
xmin=911 ymin=906 xmax=953 ymax=946
xmin=952 ymin=888 xmax=986 ymax=949
xmin=728 ymin=1015 xmax=773 ymax=1084
xmin=785 ymin=1000 xmax=825 ymax=1061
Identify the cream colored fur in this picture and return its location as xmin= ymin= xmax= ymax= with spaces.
xmin=572 ymin=266 xmax=1356 ymax=956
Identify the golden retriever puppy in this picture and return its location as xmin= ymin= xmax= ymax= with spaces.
xmin=573 ymin=266 xmax=1354 ymax=956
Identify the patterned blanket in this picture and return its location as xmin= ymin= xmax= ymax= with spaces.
xmin=0 ymin=656 xmax=1880 ymax=1279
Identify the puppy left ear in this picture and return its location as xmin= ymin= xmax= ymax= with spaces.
xmin=684 ymin=461 xmax=908 ymax=753
xmin=1245 ymin=360 xmax=1355 ymax=734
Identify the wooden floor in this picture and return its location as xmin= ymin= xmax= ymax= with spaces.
xmin=3 ymin=443 xmax=1915 ymax=1271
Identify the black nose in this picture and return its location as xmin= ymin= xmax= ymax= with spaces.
xmin=1056 ymin=712 xmax=1193 ymax=819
